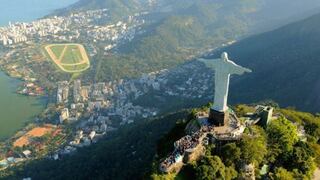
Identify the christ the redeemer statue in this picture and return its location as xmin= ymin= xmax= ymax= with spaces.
xmin=199 ymin=52 xmax=251 ymax=126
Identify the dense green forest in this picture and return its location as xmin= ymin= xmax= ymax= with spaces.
xmin=2 ymin=104 xmax=320 ymax=179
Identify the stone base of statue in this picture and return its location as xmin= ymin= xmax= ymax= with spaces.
xmin=208 ymin=108 xmax=229 ymax=127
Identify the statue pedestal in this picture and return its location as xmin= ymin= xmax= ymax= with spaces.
xmin=208 ymin=108 xmax=229 ymax=127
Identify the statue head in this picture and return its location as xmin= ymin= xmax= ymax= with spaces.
xmin=221 ymin=52 xmax=228 ymax=61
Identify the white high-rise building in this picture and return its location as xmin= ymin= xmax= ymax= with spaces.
xmin=73 ymin=80 xmax=81 ymax=103
xmin=59 ymin=108 xmax=69 ymax=123
xmin=7 ymin=39 xmax=13 ymax=45
xmin=2 ymin=36 xmax=8 ymax=46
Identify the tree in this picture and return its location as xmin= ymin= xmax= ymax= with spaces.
xmin=239 ymin=126 xmax=267 ymax=165
xmin=225 ymin=166 xmax=238 ymax=180
xmin=287 ymin=142 xmax=316 ymax=177
xmin=196 ymin=156 xmax=226 ymax=180
xmin=267 ymin=117 xmax=299 ymax=153
xmin=267 ymin=143 xmax=282 ymax=164
xmin=273 ymin=167 xmax=294 ymax=180
xmin=220 ymin=143 xmax=241 ymax=166
xmin=310 ymin=143 xmax=320 ymax=166
xmin=304 ymin=122 xmax=320 ymax=140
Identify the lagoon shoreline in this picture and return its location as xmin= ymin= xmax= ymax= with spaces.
xmin=0 ymin=0 xmax=77 ymax=140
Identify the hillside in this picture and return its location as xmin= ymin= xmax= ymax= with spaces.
xmin=46 ymin=1 xmax=320 ymax=113
xmin=68 ymin=0 xmax=320 ymax=81
xmin=93 ymin=0 xmax=253 ymax=81
xmin=2 ymin=104 xmax=320 ymax=179
xmin=212 ymin=13 xmax=320 ymax=112
xmin=0 ymin=111 xmax=190 ymax=179
xmin=55 ymin=0 xmax=151 ymax=19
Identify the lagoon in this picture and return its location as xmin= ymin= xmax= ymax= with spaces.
xmin=0 ymin=71 xmax=46 ymax=140
xmin=0 ymin=0 xmax=78 ymax=140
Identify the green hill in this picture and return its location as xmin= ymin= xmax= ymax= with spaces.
xmin=151 ymin=105 xmax=320 ymax=180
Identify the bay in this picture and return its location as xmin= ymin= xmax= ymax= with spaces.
xmin=0 ymin=0 xmax=78 ymax=26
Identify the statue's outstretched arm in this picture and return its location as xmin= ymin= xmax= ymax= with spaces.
xmin=198 ymin=58 xmax=219 ymax=69
xmin=228 ymin=61 xmax=252 ymax=75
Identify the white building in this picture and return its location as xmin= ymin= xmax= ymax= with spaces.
xmin=2 ymin=36 xmax=8 ymax=46
xmin=73 ymin=80 xmax=81 ymax=103
xmin=89 ymin=131 xmax=96 ymax=140
xmin=59 ymin=108 xmax=69 ymax=123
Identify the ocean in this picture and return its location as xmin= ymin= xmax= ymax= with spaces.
xmin=0 ymin=0 xmax=77 ymax=26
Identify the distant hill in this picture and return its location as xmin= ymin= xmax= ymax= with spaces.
xmin=214 ymin=13 xmax=320 ymax=112
xmin=55 ymin=0 xmax=149 ymax=17
xmin=74 ymin=0 xmax=150 ymax=17
xmin=248 ymin=0 xmax=320 ymax=33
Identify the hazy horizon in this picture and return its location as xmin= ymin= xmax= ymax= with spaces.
xmin=0 ymin=0 xmax=77 ymax=26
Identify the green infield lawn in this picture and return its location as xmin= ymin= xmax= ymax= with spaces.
xmin=62 ymin=63 xmax=90 ymax=71
xmin=45 ymin=43 xmax=90 ymax=73
xmin=50 ymin=45 xmax=65 ymax=59
xmin=60 ymin=45 xmax=83 ymax=64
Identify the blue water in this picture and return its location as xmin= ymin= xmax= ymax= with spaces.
xmin=0 ymin=0 xmax=78 ymax=26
